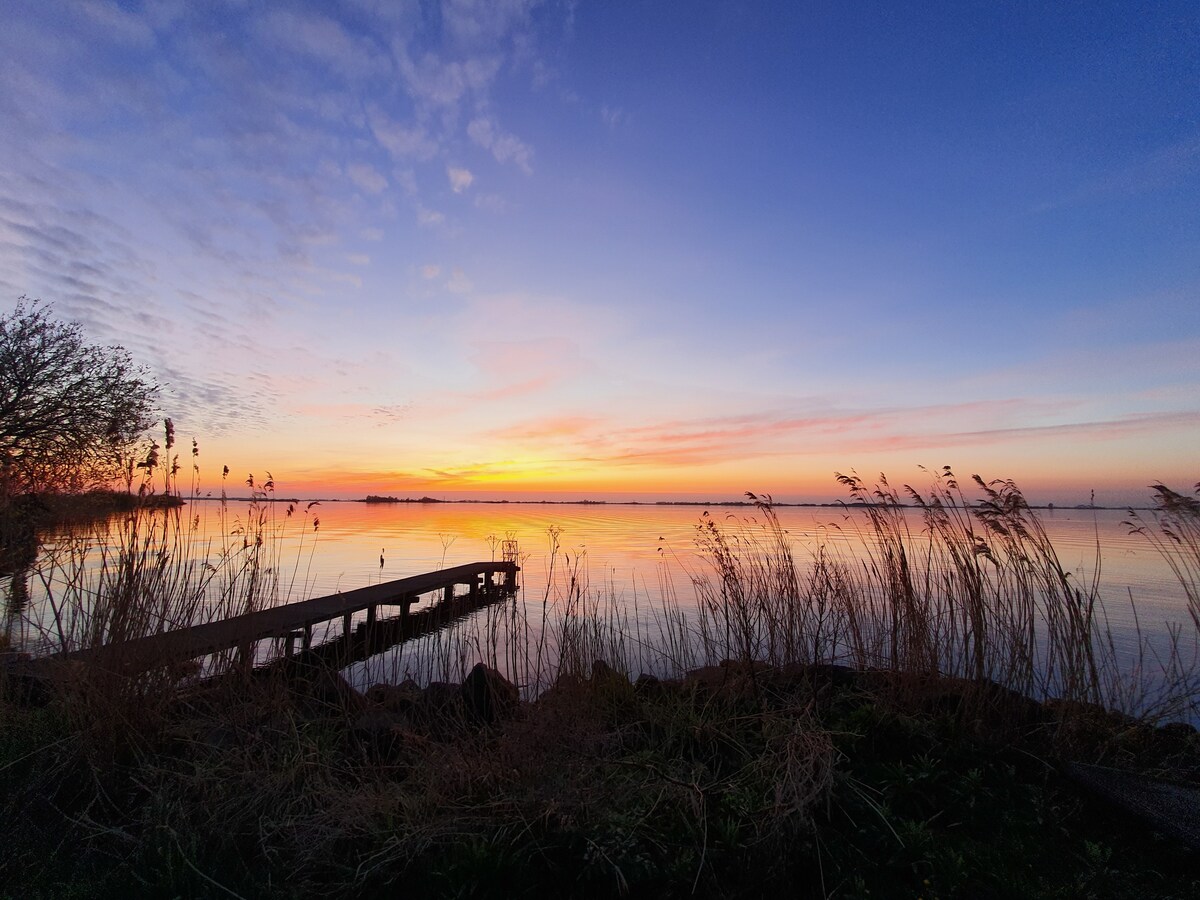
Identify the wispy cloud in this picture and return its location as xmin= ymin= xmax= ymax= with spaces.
xmin=367 ymin=108 xmax=438 ymax=161
xmin=292 ymin=402 xmax=412 ymax=427
xmin=79 ymin=0 xmax=156 ymax=47
xmin=468 ymin=117 xmax=534 ymax=174
xmin=485 ymin=403 xmax=1200 ymax=471
xmin=446 ymin=268 xmax=473 ymax=294
xmin=346 ymin=162 xmax=388 ymax=195
xmin=600 ymin=105 xmax=626 ymax=128
xmin=256 ymin=9 xmax=391 ymax=80
xmin=417 ymin=206 xmax=446 ymax=227
xmin=447 ymin=166 xmax=474 ymax=193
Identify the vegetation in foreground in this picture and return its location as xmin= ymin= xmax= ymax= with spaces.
xmin=1 ymin=471 xmax=1199 ymax=897
xmin=2 ymin=656 xmax=1198 ymax=898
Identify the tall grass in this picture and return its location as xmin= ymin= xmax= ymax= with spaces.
xmin=10 ymin=422 xmax=320 ymax=670
xmin=1126 ymin=482 xmax=1200 ymax=631
xmin=436 ymin=469 xmax=1197 ymax=723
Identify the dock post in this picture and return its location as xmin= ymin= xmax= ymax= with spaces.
xmin=342 ymin=612 xmax=353 ymax=642
xmin=302 ymin=623 xmax=313 ymax=650
xmin=443 ymin=584 xmax=454 ymax=604
xmin=237 ymin=640 xmax=253 ymax=675
xmin=365 ymin=605 xmax=377 ymax=651
xmin=469 ymin=576 xmax=479 ymax=600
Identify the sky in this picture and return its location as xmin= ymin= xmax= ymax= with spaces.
xmin=0 ymin=1 xmax=1197 ymax=505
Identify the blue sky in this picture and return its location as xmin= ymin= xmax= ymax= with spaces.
xmin=1 ymin=1 xmax=1197 ymax=503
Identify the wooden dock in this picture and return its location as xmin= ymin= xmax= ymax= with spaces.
xmin=60 ymin=560 xmax=519 ymax=675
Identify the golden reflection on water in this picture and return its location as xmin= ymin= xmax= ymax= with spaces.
xmin=248 ymin=501 xmax=1180 ymax=615
xmin=10 ymin=500 xmax=1190 ymax=667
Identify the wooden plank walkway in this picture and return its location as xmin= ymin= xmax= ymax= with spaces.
xmin=62 ymin=560 xmax=518 ymax=675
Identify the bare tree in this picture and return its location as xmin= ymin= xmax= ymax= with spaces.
xmin=0 ymin=298 xmax=158 ymax=497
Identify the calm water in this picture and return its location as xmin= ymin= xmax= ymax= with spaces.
xmin=242 ymin=500 xmax=1187 ymax=621
xmin=7 ymin=499 xmax=1195 ymax=683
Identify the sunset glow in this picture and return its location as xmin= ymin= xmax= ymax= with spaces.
xmin=1 ymin=2 xmax=1196 ymax=506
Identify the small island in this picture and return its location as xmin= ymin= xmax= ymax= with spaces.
xmin=363 ymin=495 xmax=444 ymax=504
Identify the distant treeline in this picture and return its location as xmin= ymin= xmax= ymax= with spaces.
xmin=354 ymin=496 xmax=1115 ymax=509
xmin=363 ymin=495 xmax=442 ymax=504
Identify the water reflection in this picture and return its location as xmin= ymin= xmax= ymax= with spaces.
xmin=2 ymin=513 xmax=39 ymax=647
xmin=7 ymin=499 xmax=1194 ymax=659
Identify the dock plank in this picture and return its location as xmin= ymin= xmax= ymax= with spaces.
xmin=63 ymin=561 xmax=518 ymax=673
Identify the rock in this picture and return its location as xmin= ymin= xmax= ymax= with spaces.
xmin=1044 ymin=698 xmax=1138 ymax=729
xmin=1159 ymin=721 xmax=1198 ymax=740
xmin=683 ymin=664 xmax=727 ymax=691
xmin=719 ymin=657 xmax=770 ymax=674
xmin=366 ymin=678 xmax=421 ymax=714
xmin=590 ymin=659 xmax=625 ymax=685
xmin=351 ymin=708 xmax=425 ymax=764
xmin=461 ymin=663 xmax=519 ymax=724
xmin=1066 ymin=762 xmax=1200 ymax=850
xmin=590 ymin=659 xmax=633 ymax=694
xmin=285 ymin=653 xmax=367 ymax=716
xmin=633 ymin=673 xmax=661 ymax=696
xmin=422 ymin=681 xmax=464 ymax=712
xmin=684 ymin=660 xmax=766 ymax=695
xmin=352 ymin=707 xmax=406 ymax=733
xmin=794 ymin=663 xmax=859 ymax=688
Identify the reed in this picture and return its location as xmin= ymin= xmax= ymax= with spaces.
xmin=1127 ymin=482 xmax=1200 ymax=631
xmin=651 ymin=472 xmax=1196 ymax=723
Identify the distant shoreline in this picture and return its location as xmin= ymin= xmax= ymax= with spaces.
xmin=181 ymin=495 xmax=1141 ymax=511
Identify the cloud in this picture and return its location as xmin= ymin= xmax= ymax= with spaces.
xmin=482 ymin=403 xmax=1200 ymax=471
xmin=80 ymin=0 xmax=157 ymax=46
xmin=447 ymin=165 xmax=474 ymax=193
xmin=368 ymin=108 xmax=437 ymax=161
xmin=346 ymin=162 xmax=388 ymax=194
xmin=467 ymin=117 xmax=534 ymax=173
xmin=256 ymin=9 xmax=390 ymax=80
xmin=394 ymin=48 xmax=502 ymax=112
xmin=497 ymin=415 xmax=604 ymax=441
xmin=446 ymin=268 xmax=473 ymax=293
xmin=473 ymin=192 xmax=508 ymax=213
xmin=440 ymin=0 xmax=540 ymax=50
xmin=0 ymin=1 xmax=582 ymax=467
xmin=417 ymin=206 xmax=445 ymax=227
xmin=600 ymin=105 xmax=625 ymax=128
xmin=292 ymin=401 xmax=412 ymax=426
xmin=392 ymin=169 xmax=419 ymax=197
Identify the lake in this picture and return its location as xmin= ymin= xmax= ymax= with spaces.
xmin=6 ymin=498 xmax=1197 ymax=715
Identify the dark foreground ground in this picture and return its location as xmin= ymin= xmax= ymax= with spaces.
xmin=2 ymin=658 xmax=1199 ymax=899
